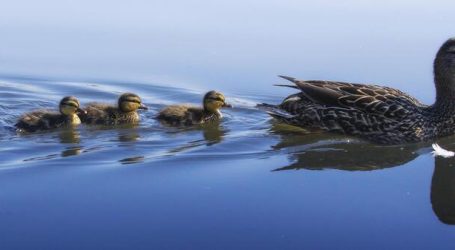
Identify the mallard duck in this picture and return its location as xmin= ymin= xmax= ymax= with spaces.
xmin=156 ymin=90 xmax=232 ymax=126
xmin=80 ymin=93 xmax=148 ymax=125
xmin=259 ymin=38 xmax=455 ymax=145
xmin=15 ymin=96 xmax=85 ymax=132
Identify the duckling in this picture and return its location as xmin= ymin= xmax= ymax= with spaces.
xmin=259 ymin=38 xmax=455 ymax=145
xmin=80 ymin=93 xmax=148 ymax=125
xmin=15 ymin=96 xmax=85 ymax=132
xmin=156 ymin=90 xmax=232 ymax=126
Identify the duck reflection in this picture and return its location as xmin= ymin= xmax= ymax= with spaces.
xmin=431 ymin=145 xmax=455 ymax=225
xmin=271 ymin=124 xmax=455 ymax=226
xmin=58 ymin=129 xmax=82 ymax=157
xmin=270 ymin=123 xmax=424 ymax=171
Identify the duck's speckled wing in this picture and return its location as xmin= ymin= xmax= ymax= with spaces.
xmin=278 ymin=75 xmax=424 ymax=119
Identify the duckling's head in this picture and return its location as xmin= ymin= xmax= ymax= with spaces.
xmin=118 ymin=93 xmax=148 ymax=112
xmin=59 ymin=96 xmax=85 ymax=116
xmin=434 ymin=38 xmax=455 ymax=100
xmin=203 ymin=91 xmax=232 ymax=115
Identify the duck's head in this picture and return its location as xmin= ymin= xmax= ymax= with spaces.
xmin=434 ymin=38 xmax=455 ymax=100
xmin=118 ymin=93 xmax=148 ymax=112
xmin=203 ymin=91 xmax=232 ymax=115
xmin=59 ymin=96 xmax=85 ymax=116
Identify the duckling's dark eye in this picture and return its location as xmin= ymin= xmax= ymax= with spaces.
xmin=208 ymin=97 xmax=224 ymax=102
xmin=125 ymin=99 xmax=141 ymax=104
xmin=63 ymin=102 xmax=78 ymax=108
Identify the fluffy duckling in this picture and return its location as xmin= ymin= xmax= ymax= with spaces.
xmin=15 ymin=96 xmax=85 ymax=132
xmin=156 ymin=90 xmax=232 ymax=126
xmin=80 ymin=93 xmax=148 ymax=125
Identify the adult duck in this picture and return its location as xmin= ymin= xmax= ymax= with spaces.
xmin=259 ymin=38 xmax=455 ymax=145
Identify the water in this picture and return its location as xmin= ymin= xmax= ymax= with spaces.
xmin=2 ymin=1 xmax=455 ymax=249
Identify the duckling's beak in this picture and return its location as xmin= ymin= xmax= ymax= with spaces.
xmin=139 ymin=103 xmax=148 ymax=110
xmin=76 ymin=107 xmax=87 ymax=115
xmin=222 ymin=102 xmax=233 ymax=108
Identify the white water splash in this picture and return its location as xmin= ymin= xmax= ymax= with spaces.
xmin=431 ymin=143 xmax=455 ymax=158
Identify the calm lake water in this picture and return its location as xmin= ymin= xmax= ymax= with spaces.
xmin=2 ymin=1 xmax=455 ymax=249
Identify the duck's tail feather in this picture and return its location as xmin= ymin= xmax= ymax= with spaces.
xmin=274 ymin=84 xmax=299 ymax=89
xmin=257 ymin=103 xmax=296 ymax=120
xmin=256 ymin=103 xmax=277 ymax=109
xmin=278 ymin=75 xmax=297 ymax=82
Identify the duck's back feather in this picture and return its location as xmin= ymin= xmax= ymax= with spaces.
xmin=15 ymin=110 xmax=66 ymax=132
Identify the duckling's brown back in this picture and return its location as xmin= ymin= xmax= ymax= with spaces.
xmin=80 ymin=103 xmax=116 ymax=125
xmin=157 ymin=105 xmax=204 ymax=126
xmin=81 ymin=102 xmax=141 ymax=125
xmin=16 ymin=110 xmax=65 ymax=132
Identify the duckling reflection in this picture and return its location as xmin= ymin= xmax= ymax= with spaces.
xmin=202 ymin=122 xmax=226 ymax=146
xmin=119 ymin=156 xmax=145 ymax=165
xmin=431 ymin=146 xmax=455 ymax=225
xmin=115 ymin=129 xmax=143 ymax=164
xmin=117 ymin=129 xmax=140 ymax=142
xmin=270 ymin=122 xmax=423 ymax=171
xmin=163 ymin=124 xmax=227 ymax=156
xmin=58 ymin=129 xmax=82 ymax=157
xmin=58 ymin=128 xmax=80 ymax=144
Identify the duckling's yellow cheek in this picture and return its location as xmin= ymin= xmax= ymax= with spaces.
xmin=121 ymin=102 xmax=139 ymax=112
xmin=61 ymin=105 xmax=77 ymax=115
xmin=205 ymin=102 xmax=218 ymax=112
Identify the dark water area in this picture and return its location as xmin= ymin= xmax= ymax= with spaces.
xmin=2 ymin=0 xmax=455 ymax=249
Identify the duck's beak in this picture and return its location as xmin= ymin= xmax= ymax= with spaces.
xmin=222 ymin=102 xmax=233 ymax=108
xmin=76 ymin=107 xmax=87 ymax=115
xmin=139 ymin=103 xmax=148 ymax=110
